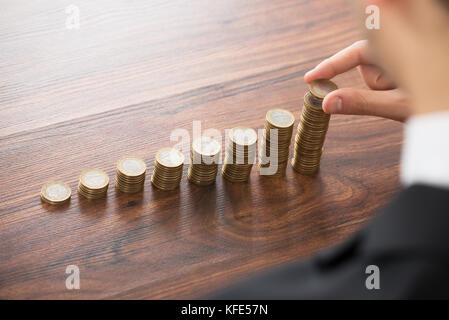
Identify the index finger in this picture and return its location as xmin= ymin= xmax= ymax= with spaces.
xmin=304 ymin=40 xmax=374 ymax=83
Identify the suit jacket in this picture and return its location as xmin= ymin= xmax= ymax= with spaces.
xmin=213 ymin=185 xmax=449 ymax=299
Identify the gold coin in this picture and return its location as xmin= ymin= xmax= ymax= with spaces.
xmin=222 ymin=163 xmax=253 ymax=182
xmin=303 ymin=91 xmax=324 ymax=109
xmin=151 ymin=175 xmax=182 ymax=190
xmin=117 ymin=157 xmax=147 ymax=177
xmin=41 ymin=182 xmax=71 ymax=205
xmin=151 ymin=148 xmax=184 ymax=190
xmin=78 ymin=183 xmax=108 ymax=194
xmin=78 ymin=185 xmax=107 ymax=199
xmin=115 ymin=181 xmax=144 ymax=193
xmin=259 ymin=109 xmax=294 ymax=178
xmin=266 ymin=109 xmax=295 ymax=128
xmin=115 ymin=157 xmax=146 ymax=194
xmin=80 ymin=169 xmax=109 ymax=190
xmin=156 ymin=148 xmax=184 ymax=168
xmin=192 ymin=137 xmax=221 ymax=157
xmin=222 ymin=126 xmax=257 ymax=183
xmin=229 ymin=126 xmax=257 ymax=146
xmin=309 ymin=79 xmax=338 ymax=99
xmin=78 ymin=169 xmax=109 ymax=200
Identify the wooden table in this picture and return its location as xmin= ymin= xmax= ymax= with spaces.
xmin=0 ymin=0 xmax=403 ymax=299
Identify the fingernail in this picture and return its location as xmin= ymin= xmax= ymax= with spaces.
xmin=326 ymin=97 xmax=342 ymax=113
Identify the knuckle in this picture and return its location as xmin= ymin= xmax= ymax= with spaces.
xmin=355 ymin=91 xmax=369 ymax=113
xmin=340 ymin=89 xmax=368 ymax=115
xmin=325 ymin=58 xmax=337 ymax=76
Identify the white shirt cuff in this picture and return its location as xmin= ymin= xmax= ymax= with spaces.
xmin=401 ymin=110 xmax=449 ymax=190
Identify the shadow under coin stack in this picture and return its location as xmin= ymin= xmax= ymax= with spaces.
xmin=222 ymin=126 xmax=257 ymax=183
xmin=259 ymin=109 xmax=295 ymax=177
xmin=292 ymin=79 xmax=337 ymax=175
xmin=188 ymin=137 xmax=221 ymax=186
xmin=151 ymin=148 xmax=185 ymax=190
xmin=78 ymin=169 xmax=109 ymax=199
xmin=115 ymin=157 xmax=147 ymax=193
xmin=40 ymin=182 xmax=71 ymax=205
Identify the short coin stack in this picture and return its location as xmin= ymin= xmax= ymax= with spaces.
xmin=292 ymin=79 xmax=337 ymax=175
xmin=151 ymin=147 xmax=185 ymax=190
xmin=259 ymin=109 xmax=295 ymax=177
xmin=78 ymin=169 xmax=109 ymax=199
xmin=188 ymin=137 xmax=221 ymax=186
xmin=40 ymin=182 xmax=71 ymax=205
xmin=222 ymin=126 xmax=257 ymax=183
xmin=115 ymin=156 xmax=147 ymax=193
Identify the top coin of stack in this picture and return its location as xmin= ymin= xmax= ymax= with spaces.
xmin=151 ymin=147 xmax=185 ymax=190
xmin=291 ymin=79 xmax=337 ymax=175
xmin=78 ymin=169 xmax=109 ymax=199
xmin=222 ymin=126 xmax=257 ymax=183
xmin=115 ymin=156 xmax=147 ymax=193
xmin=259 ymin=108 xmax=295 ymax=177
xmin=40 ymin=181 xmax=71 ymax=205
xmin=188 ymin=136 xmax=221 ymax=186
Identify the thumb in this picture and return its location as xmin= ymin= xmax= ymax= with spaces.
xmin=322 ymin=88 xmax=410 ymax=122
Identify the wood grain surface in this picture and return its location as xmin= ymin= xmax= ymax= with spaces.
xmin=0 ymin=0 xmax=403 ymax=299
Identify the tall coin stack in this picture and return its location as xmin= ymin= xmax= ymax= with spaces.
xmin=188 ymin=137 xmax=221 ymax=186
xmin=259 ymin=109 xmax=295 ymax=177
xmin=151 ymin=147 xmax=185 ymax=190
xmin=78 ymin=169 xmax=109 ymax=199
xmin=222 ymin=126 xmax=257 ymax=183
xmin=115 ymin=156 xmax=147 ymax=193
xmin=292 ymin=79 xmax=337 ymax=175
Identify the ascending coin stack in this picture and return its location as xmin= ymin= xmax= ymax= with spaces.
xmin=78 ymin=169 xmax=109 ymax=199
xmin=151 ymin=147 xmax=185 ymax=190
xmin=292 ymin=79 xmax=337 ymax=175
xmin=40 ymin=80 xmax=340 ymax=204
xmin=222 ymin=126 xmax=257 ymax=183
xmin=116 ymin=156 xmax=147 ymax=193
xmin=259 ymin=109 xmax=295 ymax=177
xmin=40 ymin=182 xmax=72 ymax=205
xmin=188 ymin=137 xmax=221 ymax=186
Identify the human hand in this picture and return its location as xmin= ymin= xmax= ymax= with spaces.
xmin=304 ymin=40 xmax=410 ymax=122
xmin=361 ymin=0 xmax=449 ymax=117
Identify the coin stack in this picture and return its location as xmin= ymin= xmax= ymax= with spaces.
xmin=151 ymin=147 xmax=185 ymax=190
xmin=222 ymin=126 xmax=257 ymax=183
xmin=78 ymin=169 xmax=109 ymax=199
xmin=40 ymin=182 xmax=71 ymax=205
xmin=188 ymin=137 xmax=221 ymax=186
xmin=259 ymin=109 xmax=295 ymax=177
xmin=115 ymin=156 xmax=147 ymax=193
xmin=292 ymin=79 xmax=337 ymax=175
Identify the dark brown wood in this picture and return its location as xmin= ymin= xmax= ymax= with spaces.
xmin=0 ymin=0 xmax=403 ymax=299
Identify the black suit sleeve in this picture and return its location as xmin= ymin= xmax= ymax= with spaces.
xmin=212 ymin=185 xmax=449 ymax=299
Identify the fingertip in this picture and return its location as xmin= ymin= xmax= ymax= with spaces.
xmin=304 ymin=61 xmax=332 ymax=83
xmin=323 ymin=92 xmax=343 ymax=114
xmin=322 ymin=99 xmax=330 ymax=113
xmin=304 ymin=69 xmax=314 ymax=83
